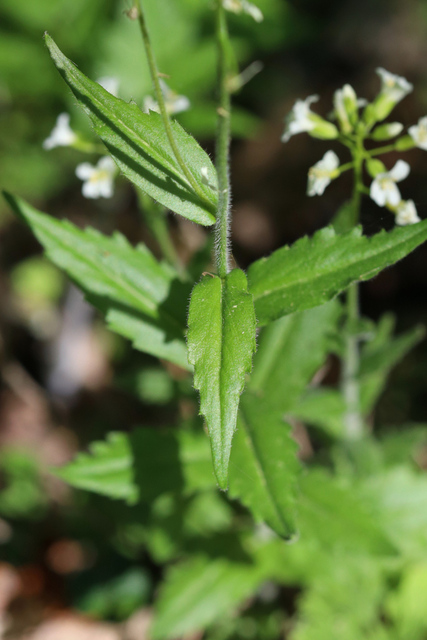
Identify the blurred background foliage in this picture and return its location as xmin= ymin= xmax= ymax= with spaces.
xmin=2 ymin=0 xmax=427 ymax=638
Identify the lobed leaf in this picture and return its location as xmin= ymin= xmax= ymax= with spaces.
xmin=187 ymin=270 xmax=257 ymax=490
xmin=45 ymin=34 xmax=217 ymax=226
xmin=249 ymin=222 xmax=427 ymax=325
xmin=4 ymin=193 xmax=190 ymax=369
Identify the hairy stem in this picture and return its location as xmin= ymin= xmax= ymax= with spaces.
xmin=341 ymin=145 xmax=364 ymax=439
xmin=133 ymin=0 xmax=214 ymax=211
xmin=215 ymin=0 xmax=232 ymax=278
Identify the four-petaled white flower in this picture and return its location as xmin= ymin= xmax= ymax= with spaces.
xmin=408 ymin=116 xmax=427 ymax=150
xmin=376 ymin=68 xmax=413 ymax=105
xmin=395 ymin=200 xmax=420 ymax=226
xmin=43 ymin=113 xmax=77 ymax=150
xmin=282 ymin=95 xmax=319 ymax=142
xmin=307 ymin=151 xmax=340 ymax=197
xmin=223 ymin=0 xmax=263 ymax=22
xmin=143 ymin=80 xmax=190 ymax=116
xmin=97 ymin=76 xmax=120 ymax=97
xmin=370 ymin=159 xmax=410 ymax=208
xmin=75 ymin=156 xmax=117 ymax=199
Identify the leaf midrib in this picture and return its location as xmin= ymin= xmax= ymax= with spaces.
xmin=250 ymin=225 xmax=427 ymax=302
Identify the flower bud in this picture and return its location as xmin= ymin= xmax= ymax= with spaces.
xmin=366 ymin=158 xmax=386 ymax=178
xmin=371 ymin=122 xmax=404 ymax=141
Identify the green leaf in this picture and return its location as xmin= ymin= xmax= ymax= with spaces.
xmin=228 ymin=303 xmax=339 ymax=539
xmin=54 ymin=432 xmax=137 ymax=503
xmin=292 ymin=388 xmax=346 ymax=438
xmin=44 ymin=34 xmax=217 ymax=226
xmin=187 ymin=270 xmax=257 ymax=490
xmin=229 ymin=397 xmax=299 ymax=539
xmin=5 ymin=193 xmax=190 ymax=369
xmin=54 ymin=427 xmax=214 ymax=502
xmin=151 ymin=555 xmax=266 ymax=640
xmin=248 ymin=222 xmax=427 ymax=326
xmin=248 ymin=301 xmax=341 ymax=413
xmin=360 ymin=321 xmax=425 ymax=415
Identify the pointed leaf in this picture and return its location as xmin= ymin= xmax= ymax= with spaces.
xmin=5 ymin=193 xmax=190 ymax=369
xmin=187 ymin=270 xmax=256 ymax=490
xmin=54 ymin=428 xmax=214 ymax=502
xmin=249 ymin=222 xmax=427 ymax=325
xmin=45 ymin=34 xmax=217 ymax=226
xmin=229 ymin=303 xmax=340 ymax=538
xmin=229 ymin=397 xmax=299 ymax=539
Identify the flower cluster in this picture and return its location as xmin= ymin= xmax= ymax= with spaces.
xmin=282 ymin=68 xmax=425 ymax=226
xmin=222 ymin=0 xmax=263 ymax=22
xmin=43 ymin=76 xmax=190 ymax=200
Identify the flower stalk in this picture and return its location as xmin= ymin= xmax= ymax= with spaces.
xmin=215 ymin=0 xmax=232 ymax=278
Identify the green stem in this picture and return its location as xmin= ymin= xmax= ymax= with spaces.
xmin=341 ymin=145 xmax=364 ymax=440
xmin=369 ymin=143 xmax=397 ymax=156
xmin=215 ymin=0 xmax=232 ymax=278
xmin=133 ymin=0 xmax=214 ymax=212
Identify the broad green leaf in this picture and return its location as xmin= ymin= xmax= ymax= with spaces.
xmin=151 ymin=555 xmax=266 ymax=640
xmin=45 ymin=34 xmax=217 ymax=226
xmin=228 ymin=303 xmax=339 ymax=538
xmin=54 ymin=428 xmax=214 ymax=502
xmin=187 ymin=270 xmax=256 ymax=490
xmin=5 ymin=193 xmax=190 ymax=369
xmin=248 ymin=222 xmax=427 ymax=325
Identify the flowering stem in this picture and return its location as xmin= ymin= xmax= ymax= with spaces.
xmin=133 ymin=0 xmax=214 ymax=213
xmin=341 ymin=144 xmax=364 ymax=440
xmin=215 ymin=0 xmax=232 ymax=278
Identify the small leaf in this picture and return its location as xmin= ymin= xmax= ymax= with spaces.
xmin=248 ymin=222 xmax=427 ymax=326
xmin=187 ymin=270 xmax=257 ymax=490
xmin=292 ymin=389 xmax=346 ymax=438
xmin=5 ymin=193 xmax=190 ymax=369
xmin=44 ymin=34 xmax=217 ymax=226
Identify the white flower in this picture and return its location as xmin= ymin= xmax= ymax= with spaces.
xmin=376 ymin=68 xmax=413 ymax=105
xmin=307 ymin=151 xmax=340 ymax=196
xmin=282 ymin=95 xmax=319 ymax=142
xmin=143 ymin=80 xmax=190 ymax=116
xmin=97 ymin=76 xmax=120 ymax=97
xmin=223 ymin=0 xmax=263 ymax=22
xmin=282 ymin=95 xmax=338 ymax=143
xmin=395 ymin=200 xmax=421 ymax=226
xmin=370 ymin=159 xmax=410 ymax=208
xmin=408 ymin=116 xmax=427 ymax=150
xmin=75 ymin=156 xmax=116 ymax=199
xmin=43 ymin=113 xmax=77 ymax=150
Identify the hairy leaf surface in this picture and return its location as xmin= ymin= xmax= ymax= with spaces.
xmin=45 ymin=34 xmax=217 ymax=226
xmin=187 ymin=270 xmax=257 ymax=490
xmin=249 ymin=222 xmax=427 ymax=325
xmin=5 ymin=193 xmax=190 ymax=368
